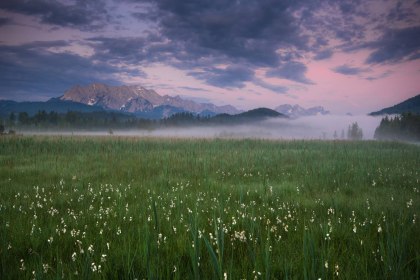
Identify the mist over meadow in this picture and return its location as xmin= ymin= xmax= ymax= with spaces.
xmin=23 ymin=115 xmax=382 ymax=140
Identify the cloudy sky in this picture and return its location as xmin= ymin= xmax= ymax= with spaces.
xmin=0 ymin=0 xmax=419 ymax=114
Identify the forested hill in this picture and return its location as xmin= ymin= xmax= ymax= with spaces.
xmin=0 ymin=99 xmax=104 ymax=117
xmin=374 ymin=113 xmax=420 ymax=141
xmin=370 ymin=95 xmax=420 ymax=115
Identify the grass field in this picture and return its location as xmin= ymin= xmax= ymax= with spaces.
xmin=0 ymin=136 xmax=419 ymax=279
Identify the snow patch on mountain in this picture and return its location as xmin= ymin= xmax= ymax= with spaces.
xmin=275 ymin=104 xmax=329 ymax=118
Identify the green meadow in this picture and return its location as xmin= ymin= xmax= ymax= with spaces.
xmin=0 ymin=136 xmax=419 ymax=279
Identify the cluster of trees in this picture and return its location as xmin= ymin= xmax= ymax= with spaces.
xmin=3 ymin=111 xmax=156 ymax=129
xmin=162 ymin=112 xmax=211 ymax=126
xmin=374 ymin=113 xmax=420 ymax=141
xmin=347 ymin=122 xmax=363 ymax=140
xmin=2 ymin=110 xmax=274 ymax=130
xmin=331 ymin=123 xmax=364 ymax=140
xmin=2 ymin=111 xmax=214 ymax=130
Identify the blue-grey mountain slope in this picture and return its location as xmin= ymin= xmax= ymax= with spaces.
xmin=369 ymin=94 xmax=420 ymax=115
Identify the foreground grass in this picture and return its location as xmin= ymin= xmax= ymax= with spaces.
xmin=0 ymin=136 xmax=419 ymax=279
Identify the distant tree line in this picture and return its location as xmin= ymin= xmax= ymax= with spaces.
xmin=162 ymin=112 xmax=210 ymax=126
xmin=3 ymin=110 xmax=419 ymax=142
xmin=374 ymin=113 xmax=420 ymax=141
xmin=1 ymin=110 xmax=216 ymax=131
xmin=2 ymin=110 xmax=156 ymax=129
xmin=1 ymin=110 xmax=270 ymax=131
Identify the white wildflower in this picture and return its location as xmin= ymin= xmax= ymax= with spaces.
xmin=20 ymin=259 xmax=26 ymax=271
xmin=234 ymin=230 xmax=247 ymax=242
xmin=43 ymin=263 xmax=49 ymax=273
xmin=407 ymin=199 xmax=413 ymax=208
xmin=91 ymin=262 xmax=97 ymax=272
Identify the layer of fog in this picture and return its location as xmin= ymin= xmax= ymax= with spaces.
xmin=23 ymin=115 xmax=383 ymax=140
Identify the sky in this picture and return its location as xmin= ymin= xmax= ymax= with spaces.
xmin=0 ymin=0 xmax=419 ymax=114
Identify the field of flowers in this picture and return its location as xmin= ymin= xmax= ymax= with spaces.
xmin=0 ymin=136 xmax=419 ymax=279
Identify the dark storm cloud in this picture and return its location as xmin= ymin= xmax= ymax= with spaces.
xmin=23 ymin=40 xmax=71 ymax=49
xmin=295 ymin=0 xmax=367 ymax=44
xmin=89 ymin=36 xmax=150 ymax=63
xmin=314 ymin=49 xmax=333 ymax=60
xmin=117 ymin=0 xmax=315 ymax=88
xmin=334 ymin=25 xmax=365 ymax=43
xmin=0 ymin=0 xmax=108 ymax=30
xmin=2 ymin=0 xmax=417 ymax=96
xmin=338 ymin=1 xmax=356 ymax=14
xmin=140 ymin=0 xmax=307 ymax=67
xmin=87 ymin=34 xmax=182 ymax=65
xmin=89 ymin=0 xmax=418 ymax=90
xmin=365 ymin=26 xmax=420 ymax=64
xmin=387 ymin=1 xmax=420 ymax=24
xmin=332 ymin=64 xmax=366 ymax=75
xmin=189 ymin=66 xmax=254 ymax=88
xmin=0 ymin=42 xmax=143 ymax=100
xmin=266 ymin=61 xmax=314 ymax=85
xmin=92 ymin=0 xmax=329 ymax=88
xmin=0 ymin=17 xmax=12 ymax=26
xmin=365 ymin=70 xmax=393 ymax=81
xmin=179 ymin=87 xmax=210 ymax=92
xmin=253 ymin=79 xmax=288 ymax=94
xmin=123 ymin=0 xmax=394 ymax=87
xmin=88 ymin=33 xmax=275 ymax=83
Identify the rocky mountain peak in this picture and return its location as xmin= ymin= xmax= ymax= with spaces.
xmin=60 ymin=83 xmax=240 ymax=115
xmin=275 ymin=104 xmax=329 ymax=118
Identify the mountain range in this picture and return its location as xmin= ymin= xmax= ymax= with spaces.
xmin=60 ymin=83 xmax=239 ymax=118
xmin=369 ymin=94 xmax=420 ymax=115
xmin=1 ymin=83 xmax=329 ymax=120
xmin=1 ymin=83 xmax=417 ymax=122
xmin=274 ymin=104 xmax=330 ymax=118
